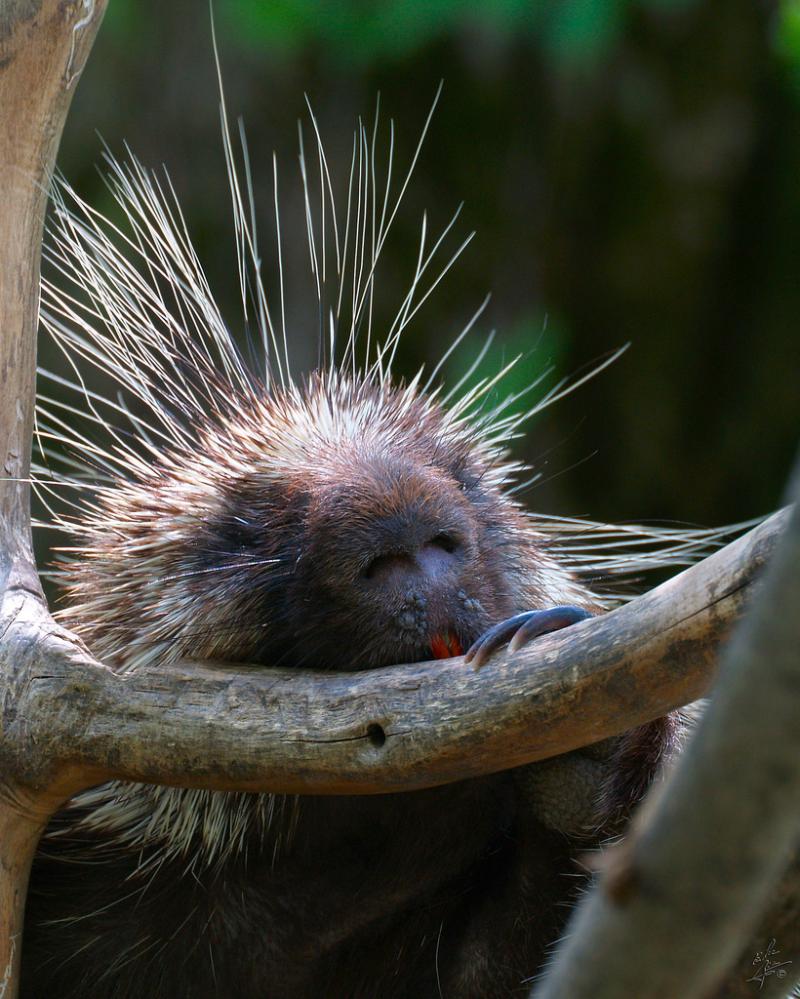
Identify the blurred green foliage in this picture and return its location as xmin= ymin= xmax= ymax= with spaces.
xmin=775 ymin=0 xmax=800 ymax=90
xmin=220 ymin=0 xmax=619 ymax=67
xmin=105 ymin=0 xmax=704 ymax=68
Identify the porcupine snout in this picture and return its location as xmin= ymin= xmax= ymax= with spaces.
xmin=361 ymin=522 xmax=465 ymax=589
xmin=303 ymin=452 xmax=485 ymax=664
xmin=357 ymin=477 xmax=479 ymax=655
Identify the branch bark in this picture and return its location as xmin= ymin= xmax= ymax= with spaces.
xmin=531 ymin=463 xmax=800 ymax=999
xmin=0 ymin=0 xmax=106 ymax=562
xmin=1 ymin=3 xmax=107 ymax=994
xmin=0 ymin=507 xmax=784 ymax=802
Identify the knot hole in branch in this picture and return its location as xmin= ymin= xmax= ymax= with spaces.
xmin=366 ymin=723 xmax=386 ymax=748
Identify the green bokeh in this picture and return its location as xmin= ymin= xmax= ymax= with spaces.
xmin=102 ymin=0 xmax=711 ymax=69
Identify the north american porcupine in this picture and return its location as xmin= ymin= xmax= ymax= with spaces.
xmin=21 ymin=92 xmax=723 ymax=999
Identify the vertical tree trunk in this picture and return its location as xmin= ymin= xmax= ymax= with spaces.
xmin=0 ymin=2 xmax=107 ymax=994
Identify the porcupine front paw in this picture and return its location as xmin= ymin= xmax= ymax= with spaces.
xmin=463 ymin=605 xmax=626 ymax=837
xmin=463 ymin=605 xmax=593 ymax=671
xmin=463 ymin=605 xmax=688 ymax=838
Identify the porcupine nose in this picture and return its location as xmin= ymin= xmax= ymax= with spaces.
xmin=362 ymin=531 xmax=463 ymax=591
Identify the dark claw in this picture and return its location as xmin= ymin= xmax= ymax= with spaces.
xmin=463 ymin=613 xmax=534 ymax=671
xmin=464 ymin=605 xmax=593 ymax=671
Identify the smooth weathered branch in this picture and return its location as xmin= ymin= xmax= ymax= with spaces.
xmin=0 ymin=0 xmax=106 ymax=564
xmin=1 ymin=3 xmax=108 ymax=994
xmin=532 ymin=461 xmax=800 ymax=999
xmin=1 ymin=507 xmax=784 ymax=802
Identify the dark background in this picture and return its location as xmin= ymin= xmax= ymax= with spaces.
xmin=44 ymin=0 xmax=800 ymax=552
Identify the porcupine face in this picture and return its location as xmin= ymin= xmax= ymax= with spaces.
xmin=178 ymin=374 xmax=544 ymax=673
xmin=61 ymin=369 xmax=566 ymax=676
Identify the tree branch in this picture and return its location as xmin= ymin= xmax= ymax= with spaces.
xmin=0 ymin=0 xmax=106 ymax=564
xmin=0 ymin=3 xmax=107 ymax=994
xmin=0 ymin=507 xmax=783 ymax=803
xmin=531 ymin=460 xmax=800 ymax=999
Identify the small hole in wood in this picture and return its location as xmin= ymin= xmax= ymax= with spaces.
xmin=367 ymin=723 xmax=386 ymax=748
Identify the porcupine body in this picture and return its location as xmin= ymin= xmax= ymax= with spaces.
xmin=22 ymin=97 xmax=714 ymax=999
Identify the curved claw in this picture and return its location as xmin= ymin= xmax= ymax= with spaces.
xmin=507 ymin=605 xmax=593 ymax=653
xmin=464 ymin=605 xmax=594 ymax=671
xmin=463 ymin=613 xmax=535 ymax=671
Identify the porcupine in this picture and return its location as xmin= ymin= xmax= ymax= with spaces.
xmin=21 ymin=92 xmax=720 ymax=999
